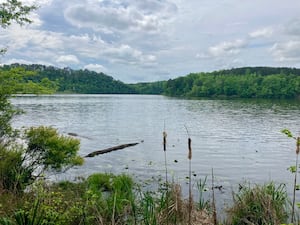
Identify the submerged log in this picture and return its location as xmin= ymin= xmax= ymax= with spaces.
xmin=68 ymin=132 xmax=92 ymax=140
xmin=85 ymin=142 xmax=139 ymax=158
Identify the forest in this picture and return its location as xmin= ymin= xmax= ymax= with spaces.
xmin=1 ymin=64 xmax=300 ymax=99
xmin=0 ymin=64 xmax=136 ymax=94
xmin=163 ymin=67 xmax=300 ymax=99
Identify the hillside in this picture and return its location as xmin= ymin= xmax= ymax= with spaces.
xmin=1 ymin=64 xmax=136 ymax=94
xmin=163 ymin=67 xmax=300 ymax=99
xmin=1 ymin=65 xmax=300 ymax=99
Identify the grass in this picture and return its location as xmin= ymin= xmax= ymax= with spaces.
xmin=226 ymin=182 xmax=290 ymax=225
xmin=0 ymin=172 xmax=295 ymax=225
xmin=0 ymin=173 xmax=214 ymax=225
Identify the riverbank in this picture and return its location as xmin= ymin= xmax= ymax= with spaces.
xmin=0 ymin=173 xmax=293 ymax=224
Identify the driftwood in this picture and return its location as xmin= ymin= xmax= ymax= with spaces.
xmin=85 ymin=142 xmax=139 ymax=158
xmin=68 ymin=132 xmax=92 ymax=140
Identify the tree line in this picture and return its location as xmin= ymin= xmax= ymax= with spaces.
xmin=1 ymin=64 xmax=136 ymax=94
xmin=2 ymin=64 xmax=300 ymax=99
xmin=163 ymin=67 xmax=300 ymax=99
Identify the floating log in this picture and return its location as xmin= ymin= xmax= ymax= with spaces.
xmin=85 ymin=142 xmax=139 ymax=158
xmin=68 ymin=132 xmax=92 ymax=140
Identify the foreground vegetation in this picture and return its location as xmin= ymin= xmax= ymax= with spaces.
xmin=0 ymin=173 xmax=294 ymax=225
xmin=0 ymin=173 xmax=212 ymax=225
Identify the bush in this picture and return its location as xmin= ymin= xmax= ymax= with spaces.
xmin=0 ymin=126 xmax=84 ymax=193
xmin=25 ymin=126 xmax=83 ymax=172
xmin=0 ymin=145 xmax=33 ymax=192
xmin=226 ymin=182 xmax=290 ymax=225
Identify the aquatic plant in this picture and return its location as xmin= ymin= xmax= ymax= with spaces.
xmin=282 ymin=128 xmax=300 ymax=223
xmin=187 ymin=137 xmax=193 ymax=225
xmin=211 ymin=169 xmax=217 ymax=225
xmin=184 ymin=125 xmax=193 ymax=225
xmin=162 ymin=128 xmax=169 ymax=224
xmin=196 ymin=176 xmax=209 ymax=210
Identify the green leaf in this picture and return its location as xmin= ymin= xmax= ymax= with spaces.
xmin=288 ymin=165 xmax=297 ymax=173
xmin=281 ymin=129 xmax=294 ymax=138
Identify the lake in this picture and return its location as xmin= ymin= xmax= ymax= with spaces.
xmin=11 ymin=94 xmax=300 ymax=210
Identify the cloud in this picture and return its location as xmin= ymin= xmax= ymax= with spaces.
xmin=0 ymin=24 xmax=65 ymax=51
xmin=2 ymin=0 xmax=300 ymax=82
xmin=249 ymin=27 xmax=273 ymax=38
xmin=84 ymin=63 xmax=107 ymax=73
xmin=1 ymin=23 xmax=156 ymax=68
xmin=209 ymin=39 xmax=247 ymax=57
xmin=104 ymin=44 xmax=157 ymax=65
xmin=64 ymin=0 xmax=176 ymax=34
xmin=2 ymin=58 xmax=35 ymax=65
xmin=20 ymin=0 xmax=53 ymax=6
xmin=2 ymin=57 xmax=54 ymax=66
xmin=284 ymin=19 xmax=300 ymax=36
xmin=197 ymin=39 xmax=247 ymax=59
xmin=56 ymin=54 xmax=80 ymax=64
xmin=271 ymin=41 xmax=300 ymax=62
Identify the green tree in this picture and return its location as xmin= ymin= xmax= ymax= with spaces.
xmin=0 ymin=68 xmax=57 ymax=142
xmin=0 ymin=0 xmax=37 ymax=139
xmin=0 ymin=1 xmax=83 ymax=193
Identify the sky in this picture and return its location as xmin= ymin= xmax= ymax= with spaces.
xmin=1 ymin=0 xmax=300 ymax=83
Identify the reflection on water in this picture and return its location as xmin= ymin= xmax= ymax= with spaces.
xmin=11 ymin=94 xmax=300 ymax=210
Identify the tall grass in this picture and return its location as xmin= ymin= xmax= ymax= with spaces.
xmin=211 ymin=168 xmax=217 ymax=225
xmin=226 ymin=182 xmax=290 ymax=225
xmin=196 ymin=176 xmax=209 ymax=210
xmin=162 ymin=129 xmax=169 ymax=224
xmin=188 ymin=137 xmax=192 ymax=225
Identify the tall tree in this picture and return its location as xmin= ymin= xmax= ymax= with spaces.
xmin=0 ymin=0 xmax=37 ymax=140
xmin=0 ymin=1 xmax=83 ymax=193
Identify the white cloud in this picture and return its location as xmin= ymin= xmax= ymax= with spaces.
xmin=271 ymin=41 xmax=300 ymax=62
xmin=2 ymin=0 xmax=300 ymax=82
xmin=3 ymin=58 xmax=35 ymax=65
xmin=19 ymin=0 xmax=53 ymax=5
xmin=64 ymin=0 xmax=177 ymax=35
xmin=249 ymin=27 xmax=273 ymax=38
xmin=2 ymin=58 xmax=53 ymax=66
xmin=56 ymin=55 xmax=80 ymax=64
xmin=198 ymin=39 xmax=247 ymax=58
xmin=0 ymin=25 xmax=65 ymax=51
xmin=84 ymin=63 xmax=107 ymax=73
xmin=104 ymin=44 xmax=157 ymax=65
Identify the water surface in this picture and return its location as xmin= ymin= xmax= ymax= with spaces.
xmin=11 ymin=94 xmax=300 ymax=208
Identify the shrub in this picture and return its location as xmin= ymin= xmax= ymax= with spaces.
xmin=0 ymin=145 xmax=33 ymax=192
